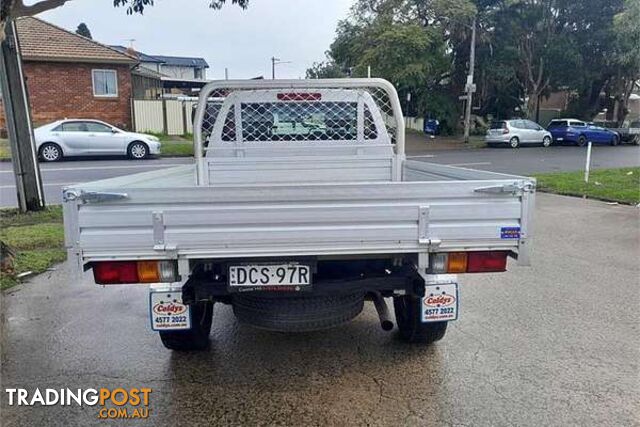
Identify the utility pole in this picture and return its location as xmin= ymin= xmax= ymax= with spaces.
xmin=224 ymin=67 xmax=229 ymax=80
xmin=0 ymin=19 xmax=45 ymax=211
xmin=271 ymin=57 xmax=277 ymax=79
xmin=271 ymin=57 xmax=291 ymax=79
xmin=463 ymin=16 xmax=477 ymax=144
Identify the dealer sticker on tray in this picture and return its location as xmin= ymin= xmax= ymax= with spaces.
xmin=150 ymin=291 xmax=191 ymax=331
xmin=421 ymin=283 xmax=459 ymax=323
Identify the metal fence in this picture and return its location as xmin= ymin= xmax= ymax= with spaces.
xmin=131 ymin=99 xmax=197 ymax=135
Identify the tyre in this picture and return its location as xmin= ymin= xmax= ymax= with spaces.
xmin=509 ymin=136 xmax=520 ymax=148
xmin=542 ymin=136 xmax=552 ymax=147
xmin=611 ymin=135 xmax=619 ymax=146
xmin=159 ymin=302 xmax=213 ymax=351
xmin=127 ymin=141 xmax=148 ymax=159
xmin=39 ymin=142 xmax=63 ymax=162
xmin=232 ymin=292 xmax=364 ymax=332
xmin=577 ymin=135 xmax=587 ymax=147
xmin=393 ymin=295 xmax=448 ymax=344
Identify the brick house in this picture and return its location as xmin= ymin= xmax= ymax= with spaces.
xmin=0 ymin=17 xmax=137 ymax=134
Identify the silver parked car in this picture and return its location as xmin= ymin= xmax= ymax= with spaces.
xmin=486 ymin=119 xmax=552 ymax=148
xmin=34 ymin=119 xmax=161 ymax=162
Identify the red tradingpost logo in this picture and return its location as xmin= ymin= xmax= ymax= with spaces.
xmin=424 ymin=294 xmax=456 ymax=307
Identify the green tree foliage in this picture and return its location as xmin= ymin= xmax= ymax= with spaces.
xmin=306 ymin=60 xmax=347 ymax=79
xmin=312 ymin=0 xmax=637 ymax=128
xmin=75 ymin=22 xmax=92 ymax=39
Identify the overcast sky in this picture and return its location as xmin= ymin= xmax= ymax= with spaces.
xmin=37 ymin=0 xmax=352 ymax=79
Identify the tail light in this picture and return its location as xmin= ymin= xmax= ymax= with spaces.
xmin=93 ymin=260 xmax=178 ymax=284
xmin=428 ymin=251 xmax=508 ymax=274
xmin=502 ymin=128 xmax=509 ymax=134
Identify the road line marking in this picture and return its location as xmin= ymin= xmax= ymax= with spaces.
xmin=406 ymin=155 xmax=435 ymax=158
xmin=447 ymin=162 xmax=492 ymax=167
xmin=0 ymin=163 xmax=188 ymax=174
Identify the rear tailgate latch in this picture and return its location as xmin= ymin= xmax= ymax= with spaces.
xmin=63 ymin=190 xmax=129 ymax=203
xmin=474 ymin=182 xmax=535 ymax=195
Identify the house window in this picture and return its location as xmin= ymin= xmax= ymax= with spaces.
xmin=92 ymin=69 xmax=118 ymax=97
xmin=194 ymin=68 xmax=203 ymax=79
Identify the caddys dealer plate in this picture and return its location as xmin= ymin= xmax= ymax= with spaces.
xmin=149 ymin=291 xmax=191 ymax=331
xmin=421 ymin=283 xmax=459 ymax=323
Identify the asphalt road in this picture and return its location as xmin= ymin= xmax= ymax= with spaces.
xmin=1 ymin=193 xmax=638 ymax=426
xmin=1 ymin=144 xmax=639 ymax=207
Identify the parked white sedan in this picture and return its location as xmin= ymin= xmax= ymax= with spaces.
xmin=34 ymin=119 xmax=161 ymax=162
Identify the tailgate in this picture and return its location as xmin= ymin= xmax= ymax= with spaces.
xmin=63 ymin=171 xmax=534 ymax=269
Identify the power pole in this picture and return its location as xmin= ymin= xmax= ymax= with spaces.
xmin=271 ymin=57 xmax=291 ymax=79
xmin=0 ymin=19 xmax=45 ymax=211
xmin=463 ymin=16 xmax=477 ymax=143
xmin=271 ymin=57 xmax=277 ymax=79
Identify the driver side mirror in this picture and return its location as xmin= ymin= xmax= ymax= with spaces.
xmin=111 ymin=128 xmax=119 ymax=133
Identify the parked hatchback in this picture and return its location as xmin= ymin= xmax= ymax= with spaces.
xmin=547 ymin=119 xmax=620 ymax=146
xmin=486 ymin=119 xmax=552 ymax=148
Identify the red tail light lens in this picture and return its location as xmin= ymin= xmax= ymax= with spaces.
xmin=429 ymin=251 xmax=509 ymax=273
xmin=94 ymin=261 xmax=138 ymax=284
xmin=467 ymin=251 xmax=508 ymax=272
xmin=93 ymin=260 xmax=178 ymax=284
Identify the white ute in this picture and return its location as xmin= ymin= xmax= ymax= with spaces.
xmin=62 ymin=79 xmax=535 ymax=350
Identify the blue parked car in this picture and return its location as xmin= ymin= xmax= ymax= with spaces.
xmin=547 ymin=118 xmax=620 ymax=146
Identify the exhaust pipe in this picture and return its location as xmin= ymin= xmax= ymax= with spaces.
xmin=369 ymin=292 xmax=394 ymax=331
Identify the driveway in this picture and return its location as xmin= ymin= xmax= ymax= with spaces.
xmin=1 ymin=193 xmax=638 ymax=426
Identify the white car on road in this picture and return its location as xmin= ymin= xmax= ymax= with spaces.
xmin=486 ymin=119 xmax=553 ymax=148
xmin=34 ymin=119 xmax=161 ymax=162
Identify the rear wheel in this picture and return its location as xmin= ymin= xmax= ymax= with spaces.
xmin=509 ymin=136 xmax=520 ymax=148
xmin=159 ymin=302 xmax=213 ymax=351
xmin=393 ymin=295 xmax=448 ymax=344
xmin=577 ymin=135 xmax=587 ymax=147
xmin=39 ymin=142 xmax=63 ymax=162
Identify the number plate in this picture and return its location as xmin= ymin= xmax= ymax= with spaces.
xmin=421 ymin=283 xmax=458 ymax=323
xmin=149 ymin=291 xmax=191 ymax=331
xmin=228 ymin=263 xmax=311 ymax=292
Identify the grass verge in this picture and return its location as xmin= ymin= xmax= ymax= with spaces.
xmin=160 ymin=141 xmax=194 ymax=157
xmin=0 ymin=138 xmax=10 ymax=160
xmin=0 ymin=206 xmax=65 ymax=290
xmin=534 ymin=167 xmax=640 ymax=205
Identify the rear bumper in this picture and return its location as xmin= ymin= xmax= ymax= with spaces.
xmin=485 ymin=135 xmax=510 ymax=143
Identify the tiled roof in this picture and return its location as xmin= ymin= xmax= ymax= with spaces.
xmin=110 ymin=45 xmax=163 ymax=63
xmin=15 ymin=17 xmax=136 ymax=64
